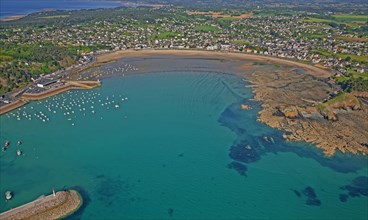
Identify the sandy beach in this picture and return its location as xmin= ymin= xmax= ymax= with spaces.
xmin=95 ymin=49 xmax=332 ymax=78
xmin=0 ymin=15 xmax=26 ymax=22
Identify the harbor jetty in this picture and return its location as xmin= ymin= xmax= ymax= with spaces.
xmin=0 ymin=80 xmax=101 ymax=115
xmin=0 ymin=190 xmax=82 ymax=220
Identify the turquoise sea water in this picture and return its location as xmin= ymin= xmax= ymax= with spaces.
xmin=0 ymin=71 xmax=367 ymax=219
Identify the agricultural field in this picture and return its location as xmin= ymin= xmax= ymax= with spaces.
xmin=302 ymin=14 xmax=368 ymax=26
xmin=332 ymin=14 xmax=368 ymax=24
xmin=187 ymin=11 xmax=252 ymax=19
xmin=334 ymin=36 xmax=368 ymax=42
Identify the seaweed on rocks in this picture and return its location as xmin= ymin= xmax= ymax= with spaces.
xmin=219 ymin=101 xmax=368 ymax=176
xmin=229 ymin=141 xmax=260 ymax=164
xmin=340 ymin=176 xmax=368 ymax=202
xmin=291 ymin=187 xmax=321 ymax=206
xmin=227 ymin=161 xmax=247 ymax=176
xmin=302 ymin=186 xmax=321 ymax=206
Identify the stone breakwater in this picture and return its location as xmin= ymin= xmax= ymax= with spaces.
xmin=0 ymin=190 xmax=82 ymax=220
xmin=0 ymin=80 xmax=101 ymax=116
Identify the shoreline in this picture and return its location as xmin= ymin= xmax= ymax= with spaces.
xmin=93 ymin=49 xmax=366 ymax=156
xmin=0 ymin=80 xmax=101 ymax=115
xmin=0 ymin=15 xmax=27 ymax=22
xmin=1 ymin=49 xmax=330 ymax=116
xmin=94 ymin=49 xmax=332 ymax=78
xmin=1 ymin=49 xmax=366 ymax=156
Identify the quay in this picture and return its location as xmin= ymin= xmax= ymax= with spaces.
xmin=0 ymin=80 xmax=101 ymax=115
xmin=0 ymin=190 xmax=82 ymax=220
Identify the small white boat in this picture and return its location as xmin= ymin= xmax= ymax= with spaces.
xmin=115 ymin=105 xmax=120 ymax=108
xmin=16 ymin=149 xmax=22 ymax=156
xmin=5 ymin=191 xmax=12 ymax=200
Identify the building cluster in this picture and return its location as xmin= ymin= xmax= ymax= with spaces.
xmin=2 ymin=10 xmax=367 ymax=77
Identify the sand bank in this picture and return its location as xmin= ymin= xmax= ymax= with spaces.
xmin=95 ymin=49 xmax=332 ymax=78
xmin=0 ymin=190 xmax=82 ymax=220
xmin=0 ymin=15 xmax=26 ymax=22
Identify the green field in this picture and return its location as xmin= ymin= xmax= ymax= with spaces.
xmin=216 ymin=17 xmax=237 ymax=22
xmin=348 ymin=69 xmax=368 ymax=80
xmin=334 ymin=36 xmax=368 ymax=42
xmin=310 ymin=49 xmax=334 ymax=58
xmin=303 ymin=17 xmax=332 ymax=23
xmin=317 ymin=92 xmax=360 ymax=112
xmin=332 ymin=14 xmax=368 ymax=23
xmin=234 ymin=40 xmax=250 ymax=45
xmin=38 ymin=15 xmax=70 ymax=19
xmin=310 ymin=49 xmax=368 ymax=63
xmin=195 ymin=25 xmax=219 ymax=32
xmin=302 ymin=14 xmax=368 ymax=26
xmin=337 ymin=54 xmax=368 ymax=63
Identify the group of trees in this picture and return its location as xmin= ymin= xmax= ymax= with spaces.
xmin=0 ymin=42 xmax=80 ymax=94
xmin=340 ymin=77 xmax=368 ymax=92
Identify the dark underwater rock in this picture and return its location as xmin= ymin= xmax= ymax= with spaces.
xmin=302 ymin=186 xmax=321 ymax=206
xmin=340 ymin=176 xmax=368 ymax=201
xmin=229 ymin=142 xmax=260 ymax=164
xmin=339 ymin=194 xmax=349 ymax=202
xmin=227 ymin=161 xmax=247 ymax=176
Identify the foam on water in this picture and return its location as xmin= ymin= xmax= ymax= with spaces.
xmin=0 ymin=71 xmax=367 ymax=219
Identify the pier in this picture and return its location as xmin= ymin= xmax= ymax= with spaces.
xmin=0 ymin=80 xmax=101 ymax=116
xmin=0 ymin=190 xmax=82 ymax=220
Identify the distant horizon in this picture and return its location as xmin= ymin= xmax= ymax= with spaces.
xmin=0 ymin=0 xmax=121 ymax=18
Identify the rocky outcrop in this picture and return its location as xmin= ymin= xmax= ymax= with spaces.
xmin=245 ymin=67 xmax=368 ymax=156
xmin=240 ymin=104 xmax=251 ymax=110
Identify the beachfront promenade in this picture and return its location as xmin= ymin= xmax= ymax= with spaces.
xmin=0 ymin=190 xmax=81 ymax=220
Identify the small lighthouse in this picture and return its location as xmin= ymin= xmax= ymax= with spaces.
xmin=52 ymin=187 xmax=56 ymax=197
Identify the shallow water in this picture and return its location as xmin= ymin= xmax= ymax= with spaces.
xmin=0 ymin=71 xmax=367 ymax=219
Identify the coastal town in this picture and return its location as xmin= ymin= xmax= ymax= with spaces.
xmin=0 ymin=1 xmax=367 ymax=219
xmin=0 ymin=6 xmax=367 ymax=100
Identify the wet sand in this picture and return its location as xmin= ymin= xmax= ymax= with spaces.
xmin=0 ymin=15 xmax=26 ymax=22
xmin=95 ymin=49 xmax=332 ymax=78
